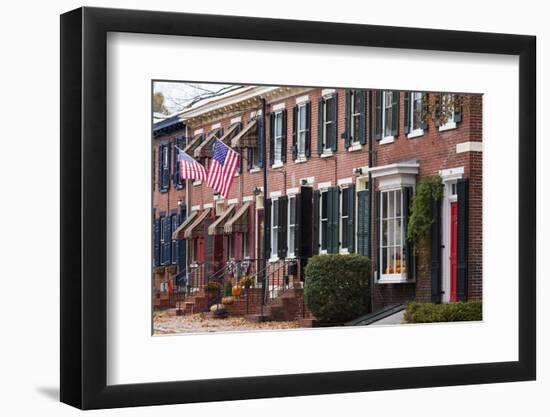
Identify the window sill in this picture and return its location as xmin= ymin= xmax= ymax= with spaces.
xmin=193 ymin=180 xmax=202 ymax=186
xmin=439 ymin=121 xmax=457 ymax=132
xmin=339 ymin=249 xmax=350 ymax=255
xmin=272 ymin=162 xmax=284 ymax=169
xmin=377 ymin=274 xmax=414 ymax=284
xmin=379 ymin=136 xmax=395 ymax=145
xmin=269 ymin=257 xmax=280 ymax=263
xmin=348 ymin=143 xmax=362 ymax=152
xmin=320 ymin=151 xmax=334 ymax=158
xmin=407 ymin=129 xmax=424 ymax=139
xmin=294 ymin=157 xmax=307 ymax=164
xmin=249 ymin=167 xmax=261 ymax=173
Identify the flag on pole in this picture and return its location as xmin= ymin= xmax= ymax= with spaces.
xmin=206 ymin=139 xmax=240 ymax=198
xmin=176 ymin=146 xmax=207 ymax=181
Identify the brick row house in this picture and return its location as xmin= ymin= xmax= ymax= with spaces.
xmin=152 ymin=85 xmax=482 ymax=318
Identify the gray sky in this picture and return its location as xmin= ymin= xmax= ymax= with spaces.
xmin=153 ymin=81 xmax=232 ymax=115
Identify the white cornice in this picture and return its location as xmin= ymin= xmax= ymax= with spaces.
xmin=368 ymin=162 xmax=420 ymax=178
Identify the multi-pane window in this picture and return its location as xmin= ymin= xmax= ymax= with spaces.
xmin=273 ymin=111 xmax=284 ymax=164
xmin=320 ymin=191 xmax=329 ymax=252
xmin=323 ymin=96 xmax=335 ymax=152
xmin=297 ymin=104 xmax=307 ymax=159
xmin=351 ymin=91 xmax=361 ymax=144
xmin=271 ymin=199 xmax=280 ymax=258
xmin=440 ymin=93 xmax=455 ymax=126
xmin=340 ymin=187 xmax=350 ymax=251
xmin=411 ymin=92 xmax=423 ymax=131
xmin=287 ymin=196 xmax=297 ymax=257
xmin=160 ymin=217 xmax=166 ymax=245
xmin=380 ymin=189 xmax=406 ymax=279
xmin=383 ymin=91 xmax=393 ymax=138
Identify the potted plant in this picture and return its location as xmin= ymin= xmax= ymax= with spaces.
xmin=239 ymin=275 xmax=255 ymax=289
xmin=203 ymin=281 xmax=221 ymax=293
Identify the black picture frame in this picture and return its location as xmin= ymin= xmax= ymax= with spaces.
xmin=60 ymin=6 xmax=536 ymax=410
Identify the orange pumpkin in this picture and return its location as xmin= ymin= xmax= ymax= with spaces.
xmin=231 ymin=285 xmax=242 ymax=297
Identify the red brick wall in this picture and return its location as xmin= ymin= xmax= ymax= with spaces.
xmin=370 ymin=93 xmax=483 ymax=308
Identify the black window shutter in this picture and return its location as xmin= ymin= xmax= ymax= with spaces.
xmin=171 ymin=214 xmax=178 ymax=265
xmin=330 ymin=93 xmax=338 ymax=152
xmin=247 ymin=147 xmax=253 ymax=170
xmin=430 ymin=197 xmax=442 ymax=303
xmin=258 ymin=116 xmax=265 ymax=168
xmin=375 ymin=91 xmax=383 ymax=140
xmin=356 ymin=189 xmax=370 ymax=256
xmin=317 ymin=97 xmax=324 ymax=155
xmin=434 ymin=94 xmax=442 ymax=127
xmin=154 ymin=218 xmax=161 ymax=267
xmin=358 ymin=89 xmax=366 ymax=145
xmin=312 ymin=190 xmax=320 ymax=255
xmin=456 ymin=178 xmax=469 ymax=301
xmin=157 ymin=145 xmax=163 ymax=191
xmin=403 ymin=186 xmax=415 ymax=281
xmin=299 ymin=186 xmax=313 ymax=260
xmin=347 ymin=184 xmax=356 ymax=253
xmin=173 ymin=141 xmax=179 ymax=186
xmin=344 ymin=89 xmax=351 ymax=148
xmin=391 ymin=91 xmax=400 ymax=137
xmin=375 ymin=191 xmax=381 ymax=277
xmin=265 ymin=199 xmax=271 ymax=258
xmin=163 ymin=214 xmax=172 ymax=265
xmin=327 ymin=187 xmax=340 ymax=253
xmin=295 ymin=193 xmax=301 ymax=257
xmin=278 ymin=196 xmax=288 ymax=258
xmin=454 ymin=96 xmax=463 ymax=123
xmin=421 ymin=93 xmax=429 ymax=129
xmin=403 ymin=92 xmax=411 ymax=135
xmin=305 ymin=101 xmax=312 ymax=158
xmin=292 ymin=105 xmax=298 ymax=160
xmin=281 ymin=109 xmax=288 ymax=163
xmin=269 ymin=113 xmax=275 ymax=166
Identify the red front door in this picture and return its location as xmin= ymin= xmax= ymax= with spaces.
xmin=450 ymin=202 xmax=458 ymax=302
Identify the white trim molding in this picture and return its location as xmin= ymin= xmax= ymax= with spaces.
xmin=191 ymin=205 xmax=201 ymax=212
xmin=337 ymin=177 xmax=353 ymax=186
xmin=227 ymin=198 xmax=239 ymax=205
xmin=321 ymin=88 xmax=335 ymax=97
xmin=242 ymin=195 xmax=253 ymax=202
xmin=318 ymin=181 xmax=332 ymax=190
xmin=286 ymin=187 xmax=299 ymax=195
xmin=269 ymin=191 xmax=282 ymax=199
xmin=203 ymin=203 xmax=214 ymax=209
xmin=230 ymin=116 xmax=242 ymax=124
xmin=272 ymin=102 xmax=286 ymax=111
xmin=295 ymin=94 xmax=310 ymax=105
xmin=439 ymin=166 xmax=465 ymax=181
xmin=193 ymin=128 xmax=204 ymax=135
xmin=456 ymin=141 xmax=483 ymax=153
xmin=210 ymin=122 xmax=221 ymax=130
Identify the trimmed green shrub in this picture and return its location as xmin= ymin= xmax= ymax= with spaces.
xmin=304 ymin=254 xmax=371 ymax=324
xmin=404 ymin=301 xmax=482 ymax=323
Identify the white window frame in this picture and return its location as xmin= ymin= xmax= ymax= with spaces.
xmin=380 ymin=91 xmax=395 ymax=144
xmin=408 ymin=91 xmax=425 ymax=139
xmin=270 ymin=198 xmax=280 ymax=260
xmin=287 ymin=195 xmax=297 ymax=258
xmin=439 ymin=93 xmax=457 ymax=131
xmin=273 ymin=111 xmax=284 ymax=165
xmin=350 ymin=90 xmax=361 ymax=146
xmin=319 ymin=190 xmax=329 ymax=254
xmin=339 ymin=186 xmax=350 ymax=253
xmin=379 ymin=188 xmax=408 ymax=283
xmin=243 ymin=232 xmax=249 ymax=259
xmin=322 ymin=95 xmax=335 ymax=154
xmin=227 ymin=235 xmax=233 ymax=260
xmin=296 ymin=103 xmax=307 ymax=160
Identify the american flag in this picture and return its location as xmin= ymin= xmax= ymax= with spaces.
xmin=206 ymin=139 xmax=240 ymax=198
xmin=176 ymin=146 xmax=207 ymax=181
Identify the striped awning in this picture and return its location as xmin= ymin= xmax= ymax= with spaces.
xmin=224 ymin=201 xmax=252 ymax=234
xmin=184 ymin=208 xmax=212 ymax=239
xmin=207 ymin=204 xmax=236 ymax=235
xmin=231 ymin=120 xmax=258 ymax=148
xmin=172 ymin=210 xmax=198 ymax=240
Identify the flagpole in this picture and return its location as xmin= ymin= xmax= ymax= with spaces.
xmin=184 ymin=123 xmax=190 ymax=292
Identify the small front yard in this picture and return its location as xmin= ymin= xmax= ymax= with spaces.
xmin=153 ymin=310 xmax=301 ymax=335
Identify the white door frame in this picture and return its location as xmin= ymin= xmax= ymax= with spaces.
xmin=439 ymin=167 xmax=464 ymax=303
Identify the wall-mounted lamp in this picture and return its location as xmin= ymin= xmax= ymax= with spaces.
xmin=253 ymin=187 xmax=262 ymax=196
xmin=353 ymin=167 xmax=363 ymax=176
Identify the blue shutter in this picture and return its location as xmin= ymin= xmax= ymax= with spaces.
xmin=317 ymin=96 xmax=324 ymax=155
xmin=162 ymin=215 xmax=172 ymax=265
xmin=404 ymin=92 xmax=411 ymax=135
xmin=305 ymin=101 xmax=311 ymax=158
xmin=358 ymin=90 xmax=366 ymax=145
xmin=157 ymin=145 xmax=164 ymax=191
xmin=269 ymin=112 xmax=275 ymax=166
xmin=291 ymin=105 xmax=298 ymax=160
xmin=344 ymin=89 xmax=351 ymax=148
xmin=281 ymin=110 xmax=287 ymax=163
xmin=258 ymin=116 xmax=265 ymax=168
xmin=154 ymin=218 xmax=161 ymax=266
xmin=347 ymin=185 xmax=356 ymax=253
xmin=171 ymin=214 xmax=177 ymax=265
